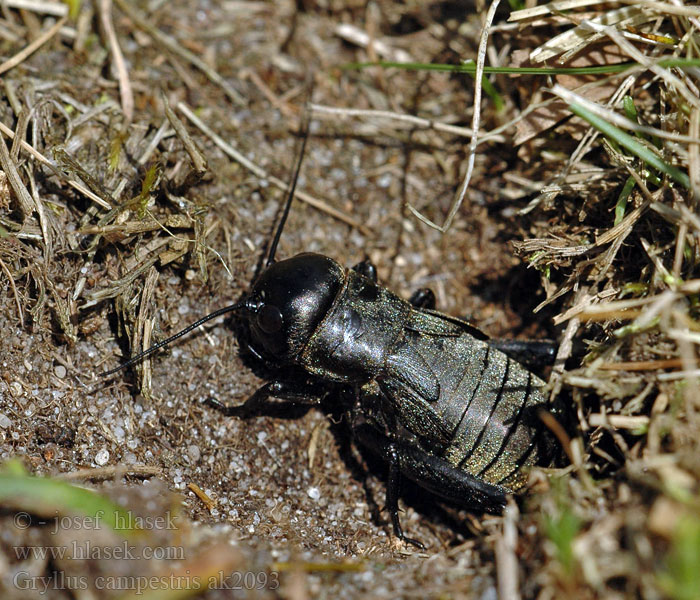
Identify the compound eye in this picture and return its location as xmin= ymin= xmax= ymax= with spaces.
xmin=257 ymin=305 xmax=283 ymax=334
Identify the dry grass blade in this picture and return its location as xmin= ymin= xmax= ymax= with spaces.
xmin=0 ymin=119 xmax=111 ymax=209
xmin=133 ymin=266 xmax=159 ymax=398
xmin=334 ymin=23 xmax=413 ymax=63
xmin=587 ymin=413 xmax=650 ymax=428
xmin=81 ymin=254 xmax=159 ymax=309
xmin=529 ymin=6 xmax=657 ymax=63
xmin=551 ymin=87 xmax=699 ymax=144
xmin=309 ymin=103 xmax=501 ymax=141
xmin=57 ymin=465 xmax=162 ymax=481
xmin=99 ymin=0 xmax=134 ymax=124
xmin=163 ymin=94 xmax=207 ymax=177
xmin=0 ymin=255 xmax=23 ymax=322
xmin=2 ymin=0 xmax=68 ymax=16
xmin=1 ymin=2 xmax=699 ymax=598
xmin=597 ymin=359 xmax=683 ymax=371
xmin=176 ymin=101 xmax=369 ymax=233
xmin=112 ymin=0 xmax=245 ymax=106
xmin=601 ymin=25 xmax=700 ymax=111
xmin=0 ymin=15 xmax=66 ymax=77
xmin=509 ymin=0 xmax=602 ymax=22
xmin=619 ymin=0 xmax=700 ymax=18
xmin=407 ymin=0 xmax=500 ymax=231
xmin=690 ymin=109 xmax=700 ymax=203
xmin=79 ymin=214 xmax=192 ymax=236
xmin=0 ymin=130 xmax=35 ymax=218
xmin=496 ymin=501 xmax=521 ymax=600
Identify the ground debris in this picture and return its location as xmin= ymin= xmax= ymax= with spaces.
xmin=0 ymin=1 xmax=697 ymax=599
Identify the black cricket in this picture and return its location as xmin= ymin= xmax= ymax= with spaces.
xmin=105 ymin=121 xmax=558 ymax=548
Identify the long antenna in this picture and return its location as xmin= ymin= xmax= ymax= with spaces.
xmin=104 ymin=97 xmax=312 ymax=379
xmin=103 ymin=301 xmax=244 ymax=377
xmin=265 ymin=106 xmax=311 ymax=267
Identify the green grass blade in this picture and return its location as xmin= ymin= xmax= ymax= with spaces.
xmin=343 ymin=58 xmax=700 ymax=76
xmin=0 ymin=465 xmax=143 ymax=539
xmin=615 ymin=175 xmax=636 ymax=226
xmin=568 ymin=102 xmax=690 ymax=189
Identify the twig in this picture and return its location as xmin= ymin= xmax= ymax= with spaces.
xmin=187 ymin=482 xmax=217 ymax=511
xmin=0 ymin=16 xmax=67 ymax=77
xmin=99 ymin=0 xmax=133 ymax=123
xmin=177 ymin=102 xmax=369 ymax=233
xmin=58 ymin=464 xmax=161 ymax=480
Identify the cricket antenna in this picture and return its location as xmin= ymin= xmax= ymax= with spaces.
xmin=102 ymin=301 xmax=245 ymax=378
xmin=104 ymin=95 xmax=312 ymax=380
xmin=265 ymin=105 xmax=311 ymax=267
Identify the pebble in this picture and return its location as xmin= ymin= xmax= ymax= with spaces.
xmin=187 ymin=444 xmax=201 ymax=462
xmin=54 ymin=365 xmax=67 ymax=379
xmin=95 ymin=449 xmax=110 ymax=466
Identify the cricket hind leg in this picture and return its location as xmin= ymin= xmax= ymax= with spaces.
xmin=351 ymin=422 xmax=425 ymax=548
xmin=353 ymin=422 xmax=508 ymax=548
xmin=487 ymin=338 xmax=560 ymax=374
xmin=386 ymin=441 xmax=426 ymax=549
